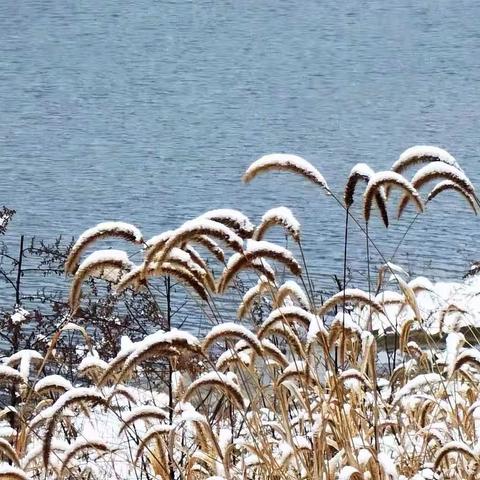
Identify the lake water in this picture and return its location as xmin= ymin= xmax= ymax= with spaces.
xmin=1 ymin=0 xmax=480 ymax=302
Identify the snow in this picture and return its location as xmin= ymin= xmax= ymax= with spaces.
xmin=166 ymin=247 xmax=208 ymax=277
xmin=144 ymin=230 xmax=173 ymax=249
xmin=121 ymin=405 xmax=168 ymax=425
xmin=6 ymin=350 xmax=43 ymax=381
xmin=0 ymin=365 xmax=24 ymax=383
xmin=244 ymin=153 xmax=330 ymax=192
xmin=393 ymin=145 xmax=462 ymax=172
xmin=203 ymin=323 xmax=263 ymax=354
xmin=339 ymin=465 xmax=361 ymax=480
xmin=76 ymin=249 xmax=133 ymax=275
xmin=174 ymin=218 xmax=242 ymax=248
xmin=256 ymin=206 xmax=301 ymax=240
xmin=0 ymin=464 xmax=29 ymax=479
xmin=276 ymin=280 xmax=309 ymax=309
xmin=34 ymin=375 xmax=73 ymax=393
xmin=149 ymin=218 xmax=244 ymax=267
xmin=10 ymin=307 xmax=29 ymax=325
xmin=78 ymin=355 xmax=109 ymax=373
xmin=199 ymin=209 xmax=255 ymax=236
xmin=244 ymin=239 xmax=301 ymax=274
xmin=124 ymin=328 xmax=200 ymax=368
xmin=392 ymin=373 xmax=443 ymax=405
xmin=349 ymin=162 xmax=375 ymax=178
xmin=265 ymin=305 xmax=323 ymax=333
xmin=186 ymin=372 xmax=242 ymax=404
xmin=66 ymin=222 xmax=143 ymax=273
xmin=74 ymin=222 xmax=143 ymax=246
xmin=318 ymin=288 xmax=382 ymax=316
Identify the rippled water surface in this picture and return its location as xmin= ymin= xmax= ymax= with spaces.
xmin=1 ymin=1 xmax=480 ymax=297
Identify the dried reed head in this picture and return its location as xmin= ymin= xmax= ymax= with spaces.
xmin=392 ymin=145 xmax=461 ymax=176
xmin=237 ymin=276 xmax=275 ymax=319
xmin=217 ymin=253 xmax=276 ymax=293
xmin=69 ymin=249 xmax=133 ymax=312
xmin=199 ymin=209 xmax=255 ymax=238
xmin=317 ymin=289 xmax=383 ymax=317
xmin=182 ymin=372 xmax=244 ymax=409
xmin=344 ymin=164 xmax=389 ymax=226
xmin=274 ymin=280 xmax=310 ymax=310
xmin=363 ymin=171 xmax=424 ymax=223
xmin=144 ymin=218 xmax=243 ymax=276
xmin=203 ymin=323 xmax=263 ymax=357
xmin=253 ymin=206 xmax=301 ymax=241
xmin=427 ymin=180 xmax=477 ymax=214
xmin=65 ymin=222 xmax=143 ymax=274
xmin=243 ymin=153 xmax=330 ymax=192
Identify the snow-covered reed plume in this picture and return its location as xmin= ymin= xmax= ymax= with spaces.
xmin=237 ymin=275 xmax=274 ymax=319
xmin=253 ymin=206 xmax=301 ymax=241
xmin=317 ymin=288 xmax=383 ymax=317
xmin=392 ymin=145 xmax=462 ymax=175
xmin=274 ymin=280 xmax=310 ymax=310
xmin=363 ymin=171 xmax=424 ymax=223
xmin=344 ymin=163 xmax=389 ymax=227
xmin=185 ymin=236 xmax=225 ymax=262
xmin=144 ymin=218 xmax=243 ymax=274
xmin=427 ymin=180 xmax=478 ymax=214
xmin=397 ymin=161 xmax=477 ymax=218
xmin=199 ymin=209 xmax=255 ymax=238
xmin=243 ymin=153 xmax=330 ymax=192
xmin=69 ymin=249 xmax=133 ymax=311
xmin=217 ymin=240 xmax=301 ymax=293
xmin=65 ymin=222 xmax=143 ymax=274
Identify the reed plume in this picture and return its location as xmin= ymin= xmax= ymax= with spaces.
xmin=434 ymin=441 xmax=476 ymax=470
xmin=119 ymin=406 xmax=169 ymax=434
xmin=253 ymin=206 xmax=301 ymax=241
xmin=69 ymin=249 xmax=133 ymax=311
xmin=274 ymin=280 xmax=310 ymax=310
xmin=144 ymin=219 xmax=243 ymax=277
xmin=344 ymin=163 xmax=389 ymax=227
xmin=203 ymin=323 xmax=263 ymax=356
xmin=317 ymin=288 xmax=383 ymax=316
xmin=59 ymin=439 xmax=109 ymax=478
xmin=392 ymin=145 xmax=462 ymax=175
xmin=185 ymin=236 xmax=225 ymax=262
xmin=398 ymin=162 xmax=476 ymax=218
xmin=65 ymin=221 xmax=143 ymax=274
xmin=243 ymin=153 xmax=330 ymax=192
xmin=217 ymin=253 xmax=276 ymax=293
xmin=363 ymin=171 xmax=424 ymax=223
xmin=427 ymin=180 xmax=477 ymax=214
xmin=182 ymin=372 xmax=244 ymax=408
xmin=199 ymin=209 xmax=255 ymax=238
xmin=237 ymin=276 xmax=274 ymax=319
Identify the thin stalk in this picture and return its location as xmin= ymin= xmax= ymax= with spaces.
xmin=342 ymin=207 xmax=349 ymax=369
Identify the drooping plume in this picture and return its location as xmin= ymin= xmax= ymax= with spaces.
xmin=243 ymin=153 xmax=330 ymax=193
xmin=65 ymin=222 xmax=143 ymax=274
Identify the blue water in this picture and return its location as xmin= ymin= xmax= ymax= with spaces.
xmin=1 ymin=1 xmax=480 ymax=297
